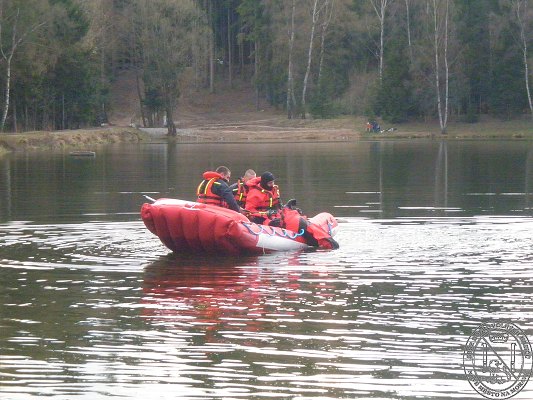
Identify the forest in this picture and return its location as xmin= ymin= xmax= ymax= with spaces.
xmin=0 ymin=0 xmax=531 ymax=135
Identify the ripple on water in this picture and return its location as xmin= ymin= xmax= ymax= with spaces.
xmin=1 ymin=216 xmax=532 ymax=398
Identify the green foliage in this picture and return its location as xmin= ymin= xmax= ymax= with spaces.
xmin=322 ymin=28 xmax=365 ymax=97
xmin=263 ymin=63 xmax=287 ymax=108
xmin=488 ymin=25 xmax=527 ymax=119
xmin=0 ymin=0 xmax=101 ymax=131
xmin=372 ymin=37 xmax=415 ymax=123
xmin=237 ymin=0 xmax=267 ymax=42
xmin=142 ymin=88 xmax=164 ymax=114
xmin=462 ymin=103 xmax=479 ymax=123
xmin=49 ymin=0 xmax=89 ymax=43
xmin=454 ymin=0 xmax=495 ymax=116
xmin=309 ymin=83 xmax=336 ymax=119
xmin=0 ymin=0 xmax=531 ymax=133
xmin=51 ymin=47 xmax=101 ymax=128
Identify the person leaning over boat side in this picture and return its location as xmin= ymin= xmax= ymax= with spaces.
xmin=229 ymin=169 xmax=256 ymax=207
xmin=197 ymin=166 xmax=242 ymax=212
xmin=244 ymin=171 xmax=282 ymax=225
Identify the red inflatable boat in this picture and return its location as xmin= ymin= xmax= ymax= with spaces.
xmin=141 ymin=198 xmax=338 ymax=255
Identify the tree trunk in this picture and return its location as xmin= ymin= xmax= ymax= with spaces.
xmin=405 ymin=0 xmax=413 ymax=63
xmin=433 ymin=0 xmax=449 ymax=134
xmin=254 ymin=40 xmax=259 ymax=110
xmin=301 ymin=0 xmax=321 ymax=118
xmin=317 ymin=0 xmax=334 ymax=85
xmin=370 ymin=0 xmax=389 ymax=82
xmin=227 ymin=5 xmax=233 ymax=87
xmin=25 ymin=103 xmax=29 ymax=131
xmin=208 ymin=0 xmax=215 ymax=93
xmin=100 ymin=9 xmax=107 ymax=123
xmin=131 ymin=9 xmax=146 ymax=128
xmin=515 ymin=0 xmax=533 ymax=119
xmin=61 ymin=93 xmax=66 ymax=130
xmin=443 ymin=0 xmax=449 ymax=131
xmin=239 ymin=27 xmax=244 ymax=77
xmin=433 ymin=0 xmax=441 ymax=133
xmin=1 ymin=53 xmax=13 ymax=132
xmin=52 ymin=99 xmax=56 ymax=130
xmin=12 ymin=95 xmax=17 ymax=132
xmin=0 ymin=9 xmax=44 ymax=132
xmin=287 ymin=0 xmax=296 ymax=119
xmin=41 ymin=97 xmax=46 ymax=131
xmin=135 ymin=69 xmax=146 ymax=127
xmin=166 ymin=106 xmax=176 ymax=136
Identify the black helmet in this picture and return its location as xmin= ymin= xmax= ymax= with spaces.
xmin=260 ymin=171 xmax=275 ymax=189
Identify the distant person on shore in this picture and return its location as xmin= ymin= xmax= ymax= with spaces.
xmin=196 ymin=166 xmax=241 ymax=212
xmin=230 ymin=169 xmax=256 ymax=207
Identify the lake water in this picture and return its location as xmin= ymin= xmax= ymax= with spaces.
xmin=1 ymin=140 xmax=533 ymax=399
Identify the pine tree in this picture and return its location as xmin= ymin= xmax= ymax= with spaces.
xmin=454 ymin=0 xmax=495 ymax=121
xmin=374 ymin=36 xmax=414 ymax=123
xmin=489 ymin=25 xmax=527 ymax=119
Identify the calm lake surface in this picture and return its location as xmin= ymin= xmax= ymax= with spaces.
xmin=1 ymin=140 xmax=533 ymax=399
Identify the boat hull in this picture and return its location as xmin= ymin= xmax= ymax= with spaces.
xmin=141 ymin=198 xmax=337 ymax=255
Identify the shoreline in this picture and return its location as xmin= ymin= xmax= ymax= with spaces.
xmin=0 ymin=127 xmax=148 ymax=154
xmin=0 ymin=117 xmax=532 ymax=153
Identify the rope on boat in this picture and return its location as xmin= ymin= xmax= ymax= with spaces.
xmin=242 ymin=222 xmax=305 ymax=239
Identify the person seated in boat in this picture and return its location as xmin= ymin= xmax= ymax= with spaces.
xmin=196 ymin=166 xmax=242 ymax=213
xmin=229 ymin=169 xmax=256 ymax=207
xmin=244 ymin=171 xmax=282 ymax=225
xmin=279 ymin=199 xmax=339 ymax=249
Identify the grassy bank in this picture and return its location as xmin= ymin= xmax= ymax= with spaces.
xmin=360 ymin=117 xmax=533 ymax=139
xmin=0 ymin=117 xmax=531 ymax=152
xmin=161 ymin=115 xmax=533 ymax=143
xmin=0 ymin=127 xmax=148 ymax=153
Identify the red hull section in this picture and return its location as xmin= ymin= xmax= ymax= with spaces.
xmin=141 ymin=199 xmax=338 ymax=255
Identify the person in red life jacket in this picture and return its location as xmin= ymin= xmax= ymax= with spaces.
xmin=280 ymin=200 xmax=339 ymax=249
xmin=196 ymin=166 xmax=241 ymax=212
xmin=245 ymin=171 xmax=282 ymax=225
xmin=229 ymin=169 xmax=256 ymax=207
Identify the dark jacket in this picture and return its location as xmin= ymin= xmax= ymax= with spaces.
xmin=211 ymin=178 xmax=240 ymax=212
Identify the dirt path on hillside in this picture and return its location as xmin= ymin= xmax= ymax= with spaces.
xmin=108 ymin=71 xmax=359 ymax=142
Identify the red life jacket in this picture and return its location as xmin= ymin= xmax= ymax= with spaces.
xmin=246 ymin=176 xmax=281 ymax=212
xmin=233 ymin=179 xmax=250 ymax=207
xmin=280 ymin=207 xmax=339 ymax=249
xmin=197 ymin=171 xmax=227 ymax=207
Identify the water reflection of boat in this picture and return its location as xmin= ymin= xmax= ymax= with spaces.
xmin=141 ymin=198 xmax=338 ymax=255
xmin=142 ymin=254 xmax=268 ymax=332
xmin=141 ymin=254 xmax=334 ymax=333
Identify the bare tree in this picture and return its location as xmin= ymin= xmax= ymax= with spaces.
xmin=237 ymin=0 xmax=263 ymax=109
xmin=227 ymin=2 xmax=233 ymax=87
xmin=432 ymin=0 xmax=449 ymax=134
xmin=369 ymin=0 xmax=392 ymax=81
xmin=286 ymin=0 xmax=297 ymax=119
xmin=208 ymin=0 xmax=215 ymax=93
xmin=130 ymin=10 xmax=147 ymax=128
xmin=317 ymin=0 xmax=335 ymax=85
xmin=301 ymin=0 xmax=323 ymax=118
xmin=0 ymin=5 xmax=45 ymax=132
xmin=513 ymin=0 xmax=533 ymax=119
xmin=254 ymin=38 xmax=259 ymax=109
xmin=405 ymin=0 xmax=413 ymax=63
xmin=136 ymin=0 xmax=207 ymax=136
